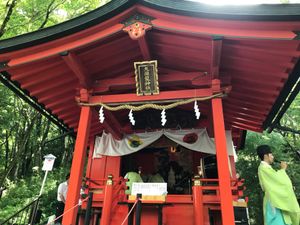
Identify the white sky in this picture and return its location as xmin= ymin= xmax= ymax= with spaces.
xmin=188 ymin=0 xmax=300 ymax=5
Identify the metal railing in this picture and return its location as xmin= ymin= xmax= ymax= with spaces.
xmin=0 ymin=197 xmax=41 ymax=225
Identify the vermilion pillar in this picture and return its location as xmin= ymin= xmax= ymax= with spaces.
xmin=193 ymin=176 xmax=204 ymax=225
xmin=100 ymin=175 xmax=114 ymax=225
xmin=63 ymin=106 xmax=92 ymax=225
xmin=211 ymin=98 xmax=235 ymax=225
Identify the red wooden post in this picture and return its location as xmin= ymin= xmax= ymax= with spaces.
xmin=100 ymin=174 xmax=114 ymax=225
xmin=62 ymin=106 xmax=92 ymax=225
xmin=193 ymin=175 xmax=204 ymax=225
xmin=211 ymin=98 xmax=235 ymax=225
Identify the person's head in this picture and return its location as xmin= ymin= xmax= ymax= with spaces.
xmin=66 ymin=173 xmax=70 ymax=184
xmin=256 ymin=145 xmax=274 ymax=164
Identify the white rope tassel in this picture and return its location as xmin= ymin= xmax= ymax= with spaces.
xmin=99 ymin=106 xmax=105 ymax=123
xmin=129 ymin=109 xmax=135 ymax=126
xmin=194 ymin=100 xmax=201 ymax=120
xmin=161 ymin=109 xmax=167 ymax=126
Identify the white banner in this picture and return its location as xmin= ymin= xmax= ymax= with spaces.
xmin=131 ymin=183 xmax=167 ymax=196
xmin=93 ymin=129 xmax=235 ymax=157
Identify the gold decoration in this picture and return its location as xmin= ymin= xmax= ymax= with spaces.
xmin=134 ymin=60 xmax=159 ymax=96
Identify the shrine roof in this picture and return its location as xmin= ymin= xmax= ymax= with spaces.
xmin=1 ymin=0 xmax=300 ymax=53
xmin=0 ymin=0 xmax=299 ymax=144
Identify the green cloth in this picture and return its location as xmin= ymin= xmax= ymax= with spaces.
xmin=265 ymin=199 xmax=288 ymax=225
xmin=258 ymin=162 xmax=300 ymax=225
xmin=124 ymin=172 xmax=143 ymax=195
xmin=148 ymin=173 xmax=165 ymax=183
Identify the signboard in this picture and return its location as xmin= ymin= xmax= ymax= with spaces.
xmin=131 ymin=182 xmax=167 ymax=196
xmin=42 ymin=154 xmax=56 ymax=171
xmin=134 ymin=60 xmax=159 ymax=96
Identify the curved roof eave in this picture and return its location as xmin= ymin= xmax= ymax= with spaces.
xmin=142 ymin=0 xmax=300 ymax=21
xmin=0 ymin=0 xmax=300 ymax=53
xmin=0 ymin=0 xmax=137 ymax=53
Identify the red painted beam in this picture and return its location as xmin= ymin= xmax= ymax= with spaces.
xmin=231 ymin=122 xmax=263 ymax=132
xmin=90 ymin=50 xmax=141 ymax=76
xmin=224 ymin=108 xmax=266 ymax=122
xmin=230 ymin=76 xmax=283 ymax=89
xmin=93 ymin=71 xmax=210 ymax=93
xmin=40 ymin=90 xmax=75 ymax=105
xmin=210 ymin=37 xmax=223 ymax=79
xmin=45 ymin=96 xmax=75 ymax=109
xmin=90 ymin=88 xmax=213 ymax=104
xmin=151 ymin=42 xmax=210 ymax=63
xmin=225 ymin=96 xmax=273 ymax=109
xmin=21 ymin=70 xmax=69 ymax=90
xmin=224 ymin=104 xmax=268 ymax=117
xmin=64 ymin=117 xmax=79 ymax=126
xmin=154 ymin=53 xmax=209 ymax=71
xmin=232 ymin=86 xmax=279 ymax=98
xmin=6 ymin=24 xmax=123 ymax=68
xmin=137 ymin=36 xmax=151 ymax=60
xmin=224 ymin=115 xmax=263 ymax=127
xmin=79 ymin=34 xmax=131 ymax=59
xmin=30 ymin=76 xmax=76 ymax=96
xmin=52 ymin=105 xmax=79 ymax=116
xmin=150 ymin=17 xmax=297 ymax=40
xmin=61 ymin=52 xmax=91 ymax=88
xmin=226 ymin=68 xmax=289 ymax=80
xmin=60 ymin=114 xmax=78 ymax=124
xmin=35 ymin=81 xmax=77 ymax=100
xmin=10 ymin=60 xmax=63 ymax=80
xmin=228 ymin=92 xmax=274 ymax=105
xmin=225 ymin=42 xmax=300 ymax=58
xmin=223 ymin=56 xmax=294 ymax=73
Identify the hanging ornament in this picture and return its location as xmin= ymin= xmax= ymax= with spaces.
xmin=128 ymin=109 xmax=135 ymax=126
xmin=99 ymin=106 xmax=105 ymax=123
xmin=161 ymin=109 xmax=167 ymax=126
xmin=194 ymin=100 xmax=201 ymax=120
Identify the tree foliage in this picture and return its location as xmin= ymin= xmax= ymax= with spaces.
xmin=0 ymin=0 xmax=110 ymax=40
xmin=0 ymin=0 xmax=109 ymax=221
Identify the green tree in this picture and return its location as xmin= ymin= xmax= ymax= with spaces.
xmin=0 ymin=0 xmax=109 ymax=221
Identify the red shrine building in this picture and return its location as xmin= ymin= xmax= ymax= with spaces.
xmin=0 ymin=0 xmax=300 ymax=225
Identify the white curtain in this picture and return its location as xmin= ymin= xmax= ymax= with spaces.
xmin=93 ymin=129 xmax=235 ymax=158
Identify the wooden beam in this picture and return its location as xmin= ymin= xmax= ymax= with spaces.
xmin=30 ymin=76 xmax=76 ymax=96
xmin=45 ymin=96 xmax=75 ymax=109
xmin=52 ymin=105 xmax=78 ymax=116
xmin=231 ymin=121 xmax=263 ymax=132
xmin=5 ymin=24 xmax=123 ymax=68
xmin=90 ymin=88 xmax=213 ymax=104
xmin=150 ymin=16 xmax=297 ymax=40
xmin=137 ymin=36 xmax=151 ymax=60
xmin=61 ymin=52 xmax=91 ymax=88
xmin=225 ymin=115 xmax=263 ymax=127
xmin=21 ymin=70 xmax=69 ymax=90
xmin=94 ymin=71 xmax=210 ymax=93
xmin=224 ymin=109 xmax=266 ymax=122
xmin=210 ymin=37 xmax=223 ymax=79
xmin=39 ymin=89 xmax=75 ymax=104
xmin=10 ymin=60 xmax=62 ymax=80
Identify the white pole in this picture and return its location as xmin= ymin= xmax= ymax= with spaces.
xmin=39 ymin=170 xmax=49 ymax=196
